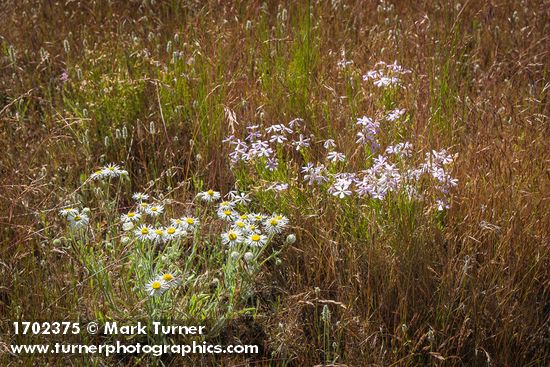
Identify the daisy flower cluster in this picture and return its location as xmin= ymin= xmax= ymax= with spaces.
xmin=123 ymin=192 xmax=196 ymax=243
xmin=195 ymin=189 xmax=290 ymax=249
xmin=362 ymin=61 xmax=411 ymax=88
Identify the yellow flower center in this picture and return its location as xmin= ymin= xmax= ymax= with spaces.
xmin=108 ymin=167 xmax=115 ymax=171
xmin=207 ymin=190 xmax=214 ymax=196
xmin=236 ymin=221 xmax=245 ymax=228
xmin=94 ymin=170 xmax=101 ymax=175
xmin=151 ymin=281 xmax=161 ymax=290
xmin=167 ymin=227 xmax=176 ymax=235
xmin=186 ymin=218 xmax=194 ymax=224
xmin=128 ymin=212 xmax=135 ymax=217
xmin=151 ymin=207 xmax=158 ymax=212
xmin=162 ymin=274 xmax=173 ymax=281
xmin=276 ymin=215 xmax=283 ymax=220
xmin=240 ymin=214 xmax=248 ymax=220
xmin=270 ymin=219 xmax=279 ymax=226
xmin=141 ymin=227 xmax=149 ymax=234
xmin=228 ymin=232 xmax=238 ymax=241
xmin=155 ymin=229 xmax=163 ymax=235
xmin=224 ymin=210 xmax=232 ymax=216
xmin=74 ymin=215 xmax=81 ymax=221
xmin=251 ymin=234 xmax=260 ymax=242
xmin=140 ymin=202 xmax=148 ymax=207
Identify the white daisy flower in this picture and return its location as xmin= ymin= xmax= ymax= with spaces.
xmin=145 ymin=204 xmax=164 ymax=217
xmin=273 ymin=214 xmax=289 ymax=225
xmin=263 ymin=216 xmax=285 ymax=234
xmin=59 ymin=207 xmax=79 ymax=217
xmin=218 ymin=201 xmax=234 ymax=211
xmin=197 ymin=189 xmax=221 ymax=202
xmin=249 ymin=213 xmax=266 ymax=223
xmin=90 ymin=169 xmax=105 ymax=180
xmin=157 ymin=272 xmax=180 ymax=286
xmin=151 ymin=227 xmax=166 ymax=242
xmin=163 ymin=226 xmax=183 ymax=241
xmin=121 ymin=211 xmax=141 ymax=222
xmin=102 ymin=163 xmax=125 ymax=178
xmin=132 ymin=192 xmax=149 ymax=202
xmin=170 ymin=217 xmax=185 ymax=228
xmin=221 ymin=229 xmax=244 ymax=247
xmin=246 ymin=233 xmax=268 ymax=247
xmin=238 ymin=213 xmax=250 ymax=221
xmin=245 ymin=223 xmax=259 ymax=234
xmin=135 ymin=225 xmax=153 ymax=241
xmin=68 ymin=213 xmax=89 ymax=229
xmin=217 ymin=208 xmax=238 ymax=221
xmin=181 ymin=216 xmax=199 ymax=231
xmin=137 ymin=202 xmax=149 ymax=212
xmin=232 ymin=219 xmax=248 ymax=232
xmin=145 ymin=278 xmax=168 ymax=297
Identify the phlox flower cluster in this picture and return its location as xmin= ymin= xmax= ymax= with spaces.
xmin=362 ymin=61 xmax=411 ymax=88
xmin=223 ymin=110 xmax=456 ymax=211
xmin=224 ymin=120 xmax=312 ymax=169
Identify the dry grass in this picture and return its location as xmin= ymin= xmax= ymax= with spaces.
xmin=1 ymin=0 xmax=549 ymax=366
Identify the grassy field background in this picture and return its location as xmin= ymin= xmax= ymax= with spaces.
xmin=1 ymin=0 xmax=549 ymax=366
